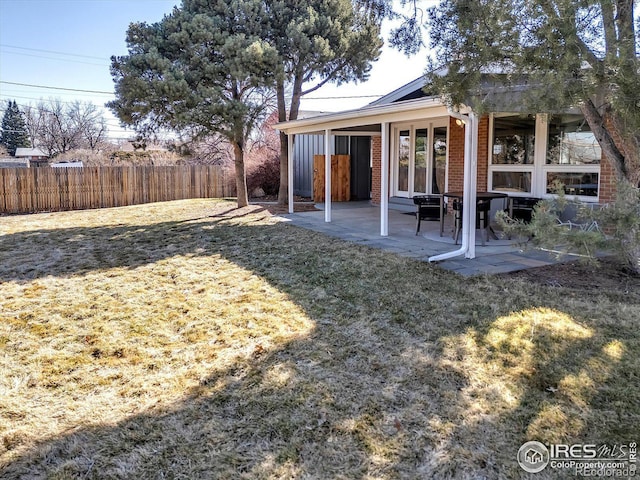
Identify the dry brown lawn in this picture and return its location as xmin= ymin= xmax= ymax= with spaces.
xmin=0 ymin=199 xmax=638 ymax=479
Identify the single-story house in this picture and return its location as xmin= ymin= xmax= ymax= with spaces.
xmin=14 ymin=148 xmax=49 ymax=167
xmin=292 ymin=111 xmax=372 ymax=200
xmin=276 ymin=76 xmax=613 ymax=262
xmin=50 ymin=161 xmax=84 ymax=168
xmin=0 ymin=157 xmax=30 ymax=168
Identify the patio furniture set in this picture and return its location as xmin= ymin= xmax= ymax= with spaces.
xmin=413 ymin=193 xmax=541 ymax=245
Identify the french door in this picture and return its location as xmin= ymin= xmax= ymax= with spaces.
xmin=394 ymin=121 xmax=448 ymax=197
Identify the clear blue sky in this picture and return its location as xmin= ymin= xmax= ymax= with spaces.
xmin=0 ymin=0 xmax=430 ymax=140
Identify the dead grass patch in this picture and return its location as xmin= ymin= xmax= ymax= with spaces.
xmin=0 ymin=198 xmax=638 ymax=479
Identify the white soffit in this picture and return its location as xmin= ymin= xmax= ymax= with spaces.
xmin=275 ymin=97 xmax=450 ymax=135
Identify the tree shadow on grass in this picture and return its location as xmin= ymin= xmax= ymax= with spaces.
xmin=0 ymin=207 xmax=268 ymax=283
xmin=1 ymin=209 xmax=638 ymax=478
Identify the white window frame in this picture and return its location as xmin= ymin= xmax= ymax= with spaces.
xmin=391 ymin=119 xmax=449 ymax=198
xmin=539 ymin=114 xmax=601 ymax=201
xmin=393 ymin=126 xmax=412 ymax=196
xmin=487 ymin=113 xmax=537 ymax=196
xmin=488 ymin=113 xmax=601 ymax=202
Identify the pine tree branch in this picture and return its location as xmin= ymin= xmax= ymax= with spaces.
xmin=300 ymin=61 xmax=349 ymax=96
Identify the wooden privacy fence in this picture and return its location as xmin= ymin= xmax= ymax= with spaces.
xmin=313 ymin=154 xmax=351 ymax=202
xmin=0 ymin=166 xmax=234 ymax=214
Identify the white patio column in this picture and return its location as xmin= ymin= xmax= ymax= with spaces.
xmin=428 ymin=110 xmax=475 ymax=263
xmin=324 ymin=129 xmax=332 ymax=223
xmin=287 ymin=134 xmax=294 ymax=214
xmin=464 ymin=112 xmax=479 ymax=259
xmin=380 ymin=122 xmax=389 ymax=236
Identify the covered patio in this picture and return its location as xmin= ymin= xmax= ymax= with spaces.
xmin=277 ymin=96 xmax=497 ymax=265
xmin=276 ymin=75 xmax=609 ymax=271
xmin=280 ymin=202 xmax=561 ymax=276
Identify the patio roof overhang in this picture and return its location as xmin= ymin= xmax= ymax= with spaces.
xmin=275 ymin=96 xmax=449 ymax=135
xmin=276 ymin=96 xmax=481 ymax=263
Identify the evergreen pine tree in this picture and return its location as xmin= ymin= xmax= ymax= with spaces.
xmin=108 ymin=0 xmax=278 ymax=207
xmin=0 ymin=100 xmax=31 ymax=156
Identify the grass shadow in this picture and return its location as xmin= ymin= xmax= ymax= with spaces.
xmin=1 ymin=201 xmax=638 ymax=478
xmin=0 ymin=206 xmax=272 ymax=283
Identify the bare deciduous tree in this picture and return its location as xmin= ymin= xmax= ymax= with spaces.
xmin=188 ymin=135 xmax=235 ymax=166
xmin=23 ymin=99 xmax=109 ymax=157
xmin=69 ymin=101 xmax=108 ymax=152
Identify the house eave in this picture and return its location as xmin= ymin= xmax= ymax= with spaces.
xmin=275 ymin=96 xmax=451 ymax=135
xmin=367 ymin=76 xmax=427 ymax=106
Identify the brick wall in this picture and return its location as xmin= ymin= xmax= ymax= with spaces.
xmin=599 ymin=155 xmax=616 ymax=204
xmin=356 ymin=114 xmax=616 ymax=206
xmin=447 ymin=117 xmax=465 ymax=192
xmin=447 ymin=115 xmax=489 ymax=193
xmin=599 ymin=116 xmax=620 ymax=204
xmin=477 ymin=116 xmax=489 ymax=191
xmin=369 ymin=115 xmax=491 ymax=204
xmin=371 ymin=135 xmax=382 ymax=204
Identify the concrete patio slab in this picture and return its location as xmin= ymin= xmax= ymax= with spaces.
xmin=279 ymin=202 xmax=562 ymax=276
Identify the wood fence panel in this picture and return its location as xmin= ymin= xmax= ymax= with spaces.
xmin=312 ymin=154 xmax=351 ymax=202
xmin=0 ymin=166 xmax=232 ymax=214
xmin=334 ymin=155 xmax=351 ymax=202
xmin=2 ymin=170 xmax=17 ymax=213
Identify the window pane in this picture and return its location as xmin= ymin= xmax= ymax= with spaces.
xmin=414 ymin=128 xmax=427 ymax=193
xmin=432 ymin=126 xmax=447 ymax=194
xmin=398 ymin=130 xmax=410 ymax=191
xmin=547 ymin=115 xmax=601 ymax=165
xmin=547 ymin=172 xmax=599 ymax=197
xmin=492 ymin=115 xmax=535 ymax=165
xmin=492 ymin=171 xmax=532 ymax=193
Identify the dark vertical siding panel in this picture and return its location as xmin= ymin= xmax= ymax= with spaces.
xmin=293 ymin=134 xmax=325 ymax=197
xmin=335 ymin=136 xmax=349 ymax=155
xmin=350 ymin=136 xmax=372 ymax=200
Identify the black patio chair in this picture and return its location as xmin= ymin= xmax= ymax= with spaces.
xmin=476 ymin=199 xmax=491 ymax=246
xmin=413 ymin=195 xmax=446 ymax=235
xmin=507 ymin=196 xmax=541 ymax=223
xmin=452 ymin=198 xmax=491 ymax=246
xmin=452 ymin=199 xmax=463 ymax=244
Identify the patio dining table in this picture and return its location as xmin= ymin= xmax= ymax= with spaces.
xmin=439 ymin=191 xmax=508 ymax=241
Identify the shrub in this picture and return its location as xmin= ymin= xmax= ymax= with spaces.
xmin=246 ymin=153 xmax=280 ymax=197
xmin=497 ymin=181 xmax=640 ymax=274
xmin=54 ymin=149 xmax=185 ymax=166
xmin=108 ymin=150 xmax=183 ymax=166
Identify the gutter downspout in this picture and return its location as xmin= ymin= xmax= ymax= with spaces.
xmin=428 ymin=110 xmax=477 ymax=263
xmin=465 ymin=112 xmax=479 ymax=259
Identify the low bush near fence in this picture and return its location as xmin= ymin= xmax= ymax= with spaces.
xmin=0 ymin=165 xmax=233 ymax=214
xmin=247 ymin=153 xmax=280 ymax=196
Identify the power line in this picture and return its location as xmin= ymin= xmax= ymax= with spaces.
xmin=0 ymin=81 xmax=114 ymax=95
xmin=304 ymin=94 xmax=383 ymax=99
xmin=0 ymin=129 xmax=31 ymax=134
xmin=0 ymin=82 xmax=382 ymax=100
xmin=1 ymin=96 xmax=117 ymax=118
xmin=1 ymin=91 xmax=114 ymax=101
xmin=0 ymin=43 xmax=108 ymax=61
xmin=0 ymin=50 xmax=109 ymax=67
xmin=1 ymin=100 xmax=133 ymax=131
